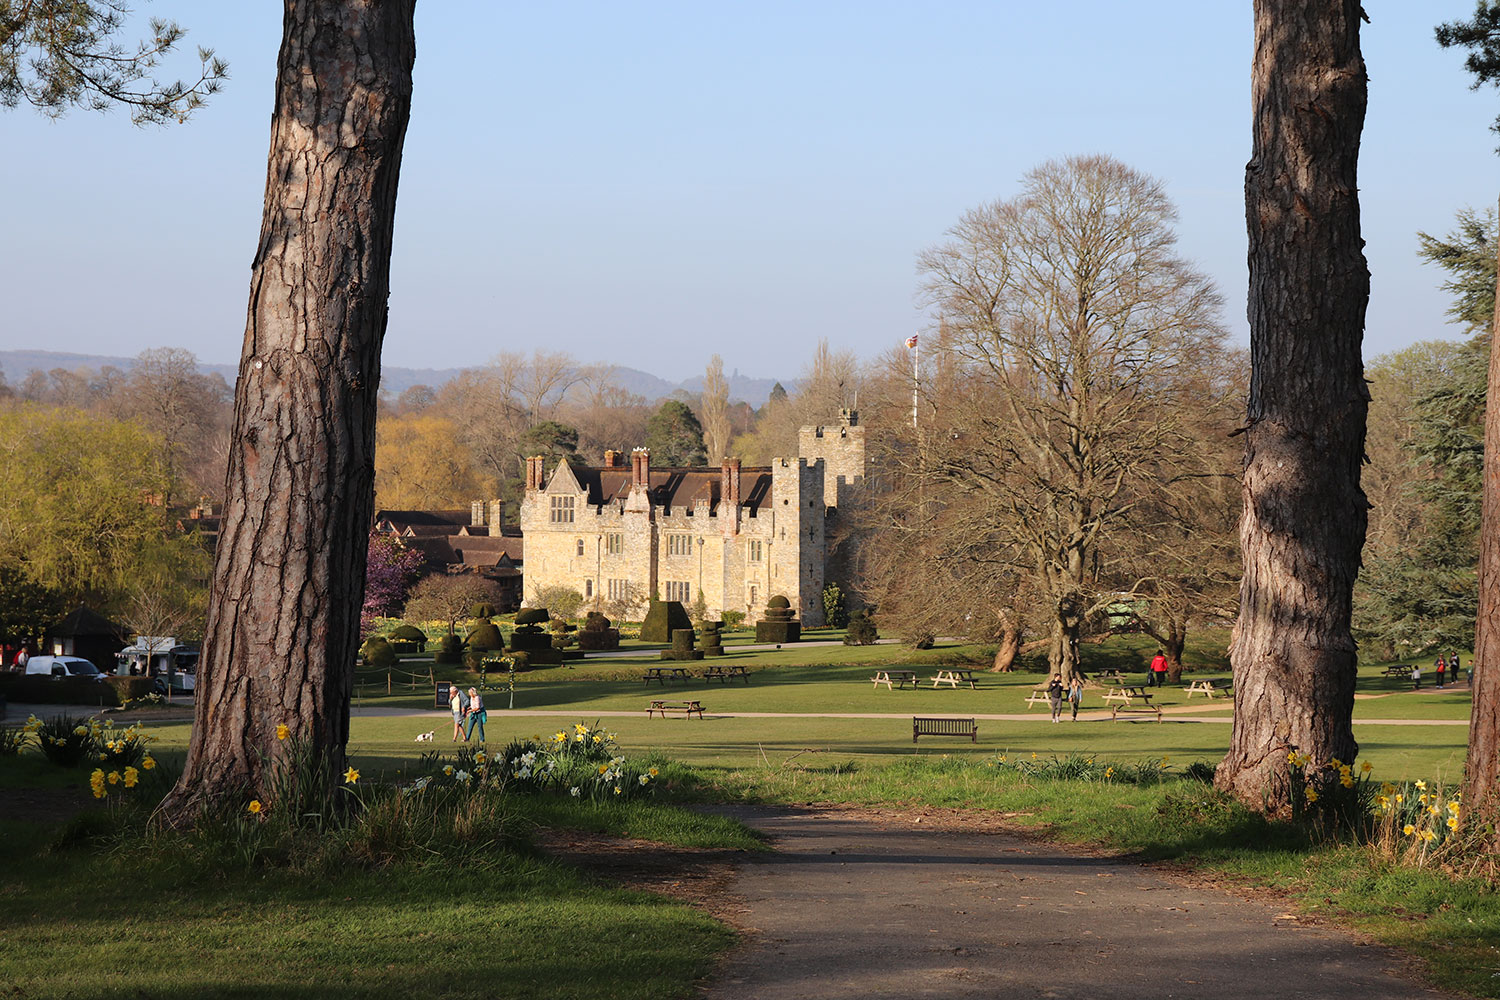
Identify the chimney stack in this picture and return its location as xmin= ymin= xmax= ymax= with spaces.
xmin=632 ymin=448 xmax=650 ymax=489
xmin=526 ymin=456 xmax=546 ymax=492
xmin=470 ymin=501 xmax=485 ymax=526
xmin=720 ymin=457 xmax=742 ymax=535
xmin=488 ymin=499 xmax=503 ymax=531
xmin=604 ymin=449 xmax=619 ymax=468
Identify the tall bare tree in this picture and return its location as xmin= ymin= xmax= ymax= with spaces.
xmin=918 ymin=155 xmax=1227 ymax=683
xmin=162 ymin=0 xmax=416 ymax=824
xmin=1216 ymin=0 xmax=1369 ymax=812
xmin=700 ymin=354 xmax=732 ymax=464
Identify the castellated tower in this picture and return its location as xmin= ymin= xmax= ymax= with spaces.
xmin=797 ymin=408 xmax=866 ymax=510
xmin=770 ymin=456 xmax=826 ymax=626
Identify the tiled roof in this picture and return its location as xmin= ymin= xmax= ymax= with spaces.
xmin=570 ymin=467 xmax=774 ymax=512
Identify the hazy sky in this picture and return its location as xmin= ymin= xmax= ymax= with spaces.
xmin=2 ymin=2 xmax=1495 ymax=382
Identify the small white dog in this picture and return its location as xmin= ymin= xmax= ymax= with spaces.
xmin=413 ymin=731 xmax=434 ymax=743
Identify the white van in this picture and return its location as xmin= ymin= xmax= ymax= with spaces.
xmin=25 ymin=655 xmax=107 ymax=681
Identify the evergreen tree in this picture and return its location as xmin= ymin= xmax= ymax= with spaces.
xmin=644 ymin=400 xmax=707 ymax=466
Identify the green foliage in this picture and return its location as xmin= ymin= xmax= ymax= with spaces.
xmin=844 ymin=608 xmax=879 ymax=645
xmin=515 ymin=607 xmax=551 ymax=626
xmin=1416 ymin=207 xmax=1497 ymax=332
xmin=0 ymin=722 xmax=32 ymax=756
xmin=689 ymin=589 xmax=710 ymax=625
xmin=1436 ymin=2 xmax=1500 ymax=142
xmin=821 ymin=581 xmax=849 ymax=628
xmin=388 ymin=623 xmax=427 ymax=646
xmin=0 ymin=565 xmax=65 ymax=645
xmin=360 ymin=636 xmax=396 ymax=668
xmin=471 ymin=603 xmax=497 ymax=620
xmin=643 ymin=399 xmax=707 ymax=466
xmin=721 ymin=610 xmax=746 ymax=632
xmin=29 ymin=712 xmax=95 ymax=767
xmin=0 ymin=0 xmax=228 ymax=125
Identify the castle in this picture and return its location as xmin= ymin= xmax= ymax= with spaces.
xmin=518 ymin=410 xmax=865 ymax=625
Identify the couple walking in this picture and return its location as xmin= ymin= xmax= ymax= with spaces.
xmin=448 ymin=684 xmax=487 ymax=742
xmin=1047 ymin=674 xmax=1084 ymax=722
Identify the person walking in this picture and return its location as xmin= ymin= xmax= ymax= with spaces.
xmin=1435 ymin=655 xmax=1447 ymax=690
xmin=1047 ymin=674 xmax=1065 ymax=723
xmin=1411 ymin=664 xmax=1421 ymax=691
xmin=464 ymin=687 xmax=487 ymax=743
xmin=1148 ymin=650 xmax=1169 ymax=688
xmin=449 ymin=683 xmax=469 ymax=742
xmin=1068 ymin=675 xmax=1084 ymax=722
xmin=1451 ymin=652 xmax=1464 ymax=686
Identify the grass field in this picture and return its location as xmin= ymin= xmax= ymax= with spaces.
xmin=1 ymin=633 xmax=1489 ymax=999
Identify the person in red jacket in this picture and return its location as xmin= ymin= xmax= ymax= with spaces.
xmin=1149 ymin=650 xmax=1169 ymax=688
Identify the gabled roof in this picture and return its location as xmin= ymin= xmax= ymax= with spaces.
xmin=566 ymin=466 xmax=775 ymax=513
xmin=49 ymin=605 xmax=123 ymax=638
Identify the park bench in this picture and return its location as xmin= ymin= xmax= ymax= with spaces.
xmin=643 ymin=666 xmax=691 ymax=685
xmin=1182 ymin=678 xmax=1232 ymax=698
xmin=931 ymin=668 xmax=978 ymax=689
xmin=703 ymin=664 xmax=750 ymax=684
xmin=872 ymin=669 xmax=919 ymax=689
xmin=913 ymin=716 xmax=978 ymax=743
xmin=646 ymin=700 xmax=704 ymax=719
xmin=1106 ymin=686 xmax=1162 ymax=721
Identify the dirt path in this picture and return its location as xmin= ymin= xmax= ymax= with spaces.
xmin=698 ymin=805 xmax=1454 ymax=1000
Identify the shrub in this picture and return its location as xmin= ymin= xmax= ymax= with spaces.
xmin=471 ymin=602 xmax=497 ymax=619
xmin=0 ymin=722 xmax=31 ymax=756
xmin=640 ymin=599 xmax=693 ymax=643
xmin=844 ymin=609 xmax=879 ymax=645
xmin=515 ymin=608 xmax=550 ymax=626
xmin=722 ymin=610 xmax=746 ymax=632
xmin=434 ymin=634 xmax=464 ymax=665
xmin=104 ymin=676 xmax=156 ymax=704
xmin=462 ymin=649 xmax=486 ymax=670
xmin=822 ymin=581 xmax=849 ymax=628
xmin=532 ymin=586 xmax=584 ymax=621
xmin=360 ymin=636 xmax=396 ymax=668
xmin=31 ymin=713 xmax=96 ymax=767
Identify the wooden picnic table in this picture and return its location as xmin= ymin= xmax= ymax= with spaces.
xmin=643 ymin=666 xmax=692 ymax=685
xmin=703 ymin=664 xmax=750 ymax=684
xmin=646 ymin=699 xmax=704 ymax=718
xmin=1182 ymin=678 xmax=1232 ymax=698
xmin=1103 ymin=685 xmax=1162 ymax=721
xmin=1025 ymin=685 xmax=1058 ymax=707
xmin=931 ymin=668 xmax=978 ymax=689
xmin=872 ymin=669 xmax=919 ymax=689
xmin=1383 ymin=664 xmax=1415 ymax=678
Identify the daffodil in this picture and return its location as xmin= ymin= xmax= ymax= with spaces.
xmin=276 ymin=724 xmax=290 ymax=741
xmin=142 ymin=755 xmax=156 ymax=770
xmin=1340 ymin=775 xmax=1354 ymax=788
xmin=89 ymin=769 xmax=106 ymax=799
xmin=1360 ymin=761 xmax=1372 ymax=773
xmin=1447 ymin=816 xmax=1459 ymax=831
xmin=343 ymin=766 xmax=360 ymax=784
xmin=73 ymin=725 xmax=87 ymax=737
xmin=1420 ymin=829 xmax=1437 ymax=843
xmin=1305 ymin=787 xmax=1319 ymax=803
xmin=638 ymin=774 xmax=650 ymax=786
xmin=123 ymin=767 xmax=139 ymax=788
xmin=575 ymin=723 xmax=589 ymax=734
xmin=569 ymin=786 xmax=581 ymax=797
xmin=107 ymin=771 xmax=120 ymax=785
xmin=613 ymin=785 xmax=622 ymax=795
xmin=648 ymin=767 xmax=659 ymax=778
xmin=1414 ymin=779 xmax=1427 ymax=791
xmin=248 ymin=799 xmax=262 ymax=814
xmin=443 ymin=765 xmax=454 ymax=776
xmin=1403 ymin=823 xmax=1416 ymax=836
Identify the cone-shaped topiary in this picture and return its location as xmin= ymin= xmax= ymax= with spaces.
xmin=434 ymin=633 xmax=464 ymax=664
xmin=641 ymin=600 xmax=693 ymax=643
xmin=466 ymin=621 xmax=505 ymax=651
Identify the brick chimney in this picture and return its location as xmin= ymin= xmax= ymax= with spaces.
xmin=526 ymin=456 xmax=546 ymax=492
xmin=720 ymin=457 xmax=741 ymax=536
xmin=604 ymin=449 xmax=620 ymax=468
xmin=488 ymin=499 xmax=503 ymax=531
xmin=631 ymin=448 xmax=650 ymax=490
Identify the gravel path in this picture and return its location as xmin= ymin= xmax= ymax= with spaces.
xmin=700 ymin=805 xmax=1455 ymax=1000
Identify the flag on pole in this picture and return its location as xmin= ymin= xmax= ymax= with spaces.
xmin=905 ymin=334 xmax=919 ymax=349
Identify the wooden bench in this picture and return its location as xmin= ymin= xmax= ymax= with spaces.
xmin=913 ymin=716 xmax=978 ymax=743
xmin=703 ymin=664 xmax=750 ymax=684
xmin=646 ymin=700 xmax=704 ymax=719
xmin=931 ymin=668 xmax=978 ymax=689
xmin=1102 ymin=684 xmax=1150 ymax=706
xmin=1182 ymin=678 xmax=1232 ymax=698
xmin=872 ymin=669 xmax=919 ymax=689
xmin=1383 ymin=664 xmax=1415 ymax=678
xmin=1025 ymin=685 xmax=1059 ymax=707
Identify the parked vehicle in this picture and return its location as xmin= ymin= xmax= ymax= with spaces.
xmin=24 ymin=655 xmax=107 ymax=681
xmin=115 ymin=636 xmax=198 ymax=692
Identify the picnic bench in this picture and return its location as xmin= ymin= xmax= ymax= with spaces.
xmin=703 ymin=664 xmax=750 ymax=684
xmin=913 ymin=716 xmax=978 ymax=743
xmin=872 ymin=669 xmax=919 ymax=689
xmin=646 ymin=700 xmax=704 ymax=719
xmin=1383 ymin=664 xmax=1416 ymax=678
xmin=1025 ymin=685 xmax=1058 ymax=707
xmin=643 ymin=666 xmax=692 ymax=685
xmin=1182 ymin=678 xmax=1232 ymax=698
xmin=1104 ymin=685 xmax=1162 ymax=721
xmin=931 ymin=668 xmax=979 ymax=689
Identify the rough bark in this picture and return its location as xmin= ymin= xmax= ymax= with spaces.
xmin=1217 ymin=0 xmax=1368 ymax=812
xmin=1466 ymin=191 xmax=1500 ymax=834
xmin=990 ymin=622 xmax=1021 ymax=672
xmin=160 ymin=0 xmax=416 ymax=824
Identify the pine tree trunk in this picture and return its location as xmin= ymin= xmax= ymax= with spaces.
xmin=1216 ymin=0 xmax=1369 ymax=812
xmin=1465 ymin=192 xmax=1500 ymax=836
xmin=160 ymin=0 xmax=416 ymax=824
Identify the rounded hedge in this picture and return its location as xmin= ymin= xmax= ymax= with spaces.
xmin=434 ymin=633 xmax=464 ymax=665
xmin=472 ymin=602 xmax=498 ymax=620
xmin=360 ymin=636 xmax=396 ymax=667
xmin=767 ymin=595 xmax=791 ymax=610
xmin=515 ymin=608 xmax=550 ymax=625
xmin=389 ymin=624 xmax=426 ymax=642
xmin=466 ymin=622 xmax=505 ymax=651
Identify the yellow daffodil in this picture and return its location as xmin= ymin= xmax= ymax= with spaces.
xmin=1329 ymin=757 xmax=1343 ymax=768
xmin=443 ymin=765 xmax=454 ymax=776
xmin=1340 ymin=775 xmax=1354 ymax=788
xmin=1395 ymin=794 xmax=1404 ymax=804
xmin=142 ymin=755 xmax=156 ymax=770
xmin=1414 ymin=779 xmax=1427 ymax=791
xmin=107 ymin=771 xmax=120 ymax=785
xmin=638 ymin=774 xmax=650 ymax=786
xmin=73 ymin=725 xmax=87 ymax=737
xmin=1403 ymin=823 xmax=1416 ymax=836
xmin=1104 ymin=766 xmax=1115 ymax=779
xmin=343 ymin=766 xmax=360 ymax=784
xmin=648 ymin=767 xmax=659 ymax=778
xmin=598 ymin=763 xmax=609 ymax=774
xmin=1420 ymin=829 xmax=1437 ymax=843
xmin=613 ymin=785 xmax=622 ymax=795
xmin=276 ymin=724 xmax=290 ymax=741
xmin=1448 ymin=801 xmax=1461 ymax=816
xmin=89 ymin=769 xmax=106 ymax=799
xmin=248 ymin=799 xmax=262 ymax=814
xmin=1360 ymin=761 xmax=1372 ymax=773
xmin=1429 ymin=805 xmax=1441 ymax=817
xmin=1305 ymin=787 xmax=1319 ymax=803
xmin=575 ymin=723 xmax=589 ymax=734
xmin=123 ymin=767 xmax=139 ymax=788
xmin=1447 ymin=816 xmax=1459 ymax=831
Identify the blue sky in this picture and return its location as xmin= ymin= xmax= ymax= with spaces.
xmin=2 ymin=2 xmax=1495 ymax=382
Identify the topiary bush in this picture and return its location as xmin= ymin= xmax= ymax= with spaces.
xmin=471 ymin=602 xmax=497 ymax=620
xmin=434 ymin=634 xmax=464 ymax=665
xmin=515 ymin=608 xmax=550 ymax=626
xmin=462 ymin=649 xmax=486 ymax=670
xmin=389 ymin=623 xmax=428 ymax=648
xmin=360 ymin=636 xmax=397 ymax=667
xmin=640 ymin=600 xmax=693 ymax=643
xmin=844 ymin=609 xmax=879 ymax=646
xmin=466 ymin=621 xmax=505 ymax=651
xmin=722 ymin=610 xmax=746 ymax=632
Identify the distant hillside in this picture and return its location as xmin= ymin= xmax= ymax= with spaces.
xmin=0 ymin=350 xmax=784 ymax=407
